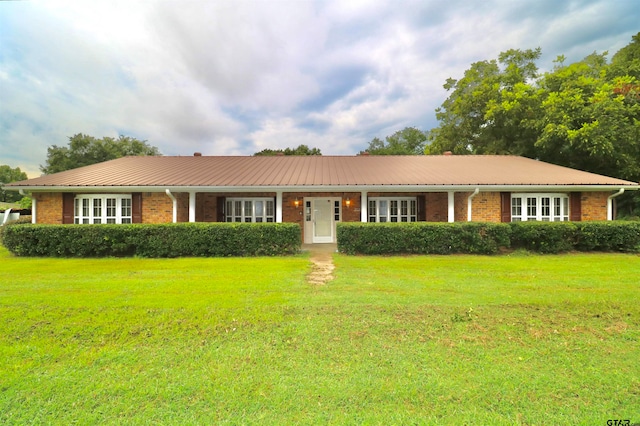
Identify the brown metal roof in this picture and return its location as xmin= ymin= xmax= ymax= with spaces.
xmin=7 ymin=155 xmax=639 ymax=189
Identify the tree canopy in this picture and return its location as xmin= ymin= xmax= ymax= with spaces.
xmin=427 ymin=33 xmax=640 ymax=186
xmin=253 ymin=144 xmax=322 ymax=156
xmin=361 ymin=127 xmax=428 ymax=155
xmin=0 ymin=165 xmax=28 ymax=203
xmin=41 ymin=134 xmax=161 ymax=174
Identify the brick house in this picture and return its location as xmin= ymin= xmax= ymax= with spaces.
xmin=6 ymin=154 xmax=639 ymax=244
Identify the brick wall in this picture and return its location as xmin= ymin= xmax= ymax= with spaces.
xmin=471 ymin=192 xmax=502 ymax=222
xmin=196 ymin=193 xmax=219 ymax=222
xmin=141 ymin=192 xmax=173 ymax=224
xmin=581 ymin=192 xmax=609 ymax=221
xmin=30 ymin=190 xmax=613 ymax=226
xmin=33 ymin=192 xmax=63 ymax=224
xmin=425 ymin=193 xmax=447 ymax=222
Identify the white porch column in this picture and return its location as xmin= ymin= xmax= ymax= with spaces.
xmin=447 ymin=191 xmax=455 ymax=223
xmin=360 ymin=191 xmax=368 ymax=222
xmin=275 ymin=191 xmax=283 ymax=223
xmin=188 ymin=191 xmax=196 ymax=223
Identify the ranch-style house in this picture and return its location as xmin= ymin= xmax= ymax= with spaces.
xmin=6 ymin=154 xmax=639 ymax=244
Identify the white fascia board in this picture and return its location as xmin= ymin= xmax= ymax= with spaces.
xmin=12 ymin=184 xmax=640 ymax=193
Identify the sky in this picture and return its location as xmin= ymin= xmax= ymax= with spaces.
xmin=1 ymin=0 xmax=638 ymax=178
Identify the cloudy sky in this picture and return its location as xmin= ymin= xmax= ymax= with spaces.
xmin=1 ymin=0 xmax=638 ymax=177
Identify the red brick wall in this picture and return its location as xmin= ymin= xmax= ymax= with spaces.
xmin=29 ymin=190 xmax=613 ymax=225
xmin=33 ymin=192 xmax=63 ymax=224
xmin=141 ymin=192 xmax=173 ymax=224
xmin=196 ymin=193 xmax=219 ymax=222
xmin=425 ymin=193 xmax=447 ymax=222
xmin=471 ymin=192 xmax=502 ymax=222
xmin=581 ymin=192 xmax=609 ymax=221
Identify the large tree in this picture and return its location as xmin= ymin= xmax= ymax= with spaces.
xmin=428 ymin=37 xmax=640 ymax=179
xmin=253 ymin=144 xmax=322 ymax=156
xmin=428 ymin=34 xmax=640 ymax=216
xmin=41 ymin=134 xmax=161 ymax=174
xmin=427 ymin=48 xmax=542 ymax=157
xmin=361 ymin=127 xmax=428 ymax=155
xmin=0 ymin=165 xmax=28 ymax=203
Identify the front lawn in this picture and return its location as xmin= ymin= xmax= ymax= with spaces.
xmin=1 ymin=246 xmax=638 ymax=424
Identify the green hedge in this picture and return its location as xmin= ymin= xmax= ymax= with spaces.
xmin=337 ymin=222 xmax=511 ymax=255
xmin=0 ymin=223 xmax=301 ymax=257
xmin=508 ymin=222 xmax=576 ymax=254
xmin=338 ymin=221 xmax=640 ymax=255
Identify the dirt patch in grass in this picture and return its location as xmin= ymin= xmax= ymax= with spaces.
xmin=307 ymin=250 xmax=335 ymax=285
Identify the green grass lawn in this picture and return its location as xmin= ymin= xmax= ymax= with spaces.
xmin=1 ymin=246 xmax=638 ymax=425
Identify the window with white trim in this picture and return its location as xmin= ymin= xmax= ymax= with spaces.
xmin=368 ymin=197 xmax=417 ymax=222
xmin=225 ymin=198 xmax=275 ymax=223
xmin=511 ymin=194 xmax=569 ymax=222
xmin=74 ymin=194 xmax=132 ymax=224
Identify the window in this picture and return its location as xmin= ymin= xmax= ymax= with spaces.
xmin=511 ymin=194 xmax=569 ymax=222
xmin=74 ymin=194 xmax=132 ymax=224
xmin=225 ymin=198 xmax=275 ymax=223
xmin=368 ymin=197 xmax=417 ymax=223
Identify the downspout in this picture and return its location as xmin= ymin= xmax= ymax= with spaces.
xmin=165 ymin=189 xmax=177 ymax=223
xmin=607 ymin=188 xmax=624 ymax=221
xmin=467 ymin=188 xmax=480 ymax=222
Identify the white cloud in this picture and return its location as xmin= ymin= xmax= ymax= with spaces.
xmin=1 ymin=0 xmax=638 ymax=177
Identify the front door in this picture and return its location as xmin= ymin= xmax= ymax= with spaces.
xmin=305 ymin=198 xmax=341 ymax=243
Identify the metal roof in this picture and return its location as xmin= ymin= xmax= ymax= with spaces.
xmin=6 ymin=155 xmax=639 ymax=190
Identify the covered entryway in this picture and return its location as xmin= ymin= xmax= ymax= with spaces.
xmin=304 ymin=197 xmax=341 ymax=244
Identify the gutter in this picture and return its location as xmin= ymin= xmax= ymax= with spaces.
xmin=467 ymin=188 xmax=480 ymax=221
xmin=7 ymin=184 xmax=640 ymax=193
xmin=165 ymin=189 xmax=178 ymax=223
xmin=607 ymin=188 xmax=625 ymax=221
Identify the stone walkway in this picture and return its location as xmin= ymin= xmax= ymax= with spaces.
xmin=302 ymin=243 xmax=337 ymax=285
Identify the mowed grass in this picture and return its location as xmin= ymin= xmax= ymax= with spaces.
xmin=0 ymin=246 xmax=639 ymax=425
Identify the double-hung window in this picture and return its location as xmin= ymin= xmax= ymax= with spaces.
xmin=511 ymin=194 xmax=569 ymax=221
xmin=225 ymin=198 xmax=275 ymax=223
xmin=368 ymin=197 xmax=417 ymax=222
xmin=74 ymin=194 xmax=132 ymax=224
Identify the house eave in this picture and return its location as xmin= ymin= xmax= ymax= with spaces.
xmin=9 ymin=184 xmax=640 ymax=193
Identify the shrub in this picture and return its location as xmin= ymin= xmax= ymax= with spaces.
xmin=337 ymin=222 xmax=511 ymax=255
xmin=508 ymin=222 xmax=577 ymax=254
xmin=337 ymin=221 xmax=640 ymax=255
xmin=0 ymin=223 xmax=301 ymax=258
xmin=573 ymin=221 xmax=640 ymax=252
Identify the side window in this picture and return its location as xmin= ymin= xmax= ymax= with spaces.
xmin=74 ymin=195 xmax=132 ymax=224
xmin=511 ymin=194 xmax=569 ymax=222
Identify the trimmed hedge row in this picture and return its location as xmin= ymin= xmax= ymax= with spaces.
xmin=0 ymin=223 xmax=301 ymax=257
xmin=337 ymin=222 xmax=511 ymax=255
xmin=337 ymin=221 xmax=640 ymax=255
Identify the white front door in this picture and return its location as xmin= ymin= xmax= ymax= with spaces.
xmin=305 ymin=198 xmax=341 ymax=243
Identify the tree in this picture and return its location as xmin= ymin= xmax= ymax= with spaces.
xmin=427 ymin=35 xmax=640 ymax=216
xmin=41 ymin=134 xmax=161 ymax=174
xmin=0 ymin=165 xmax=28 ymax=203
xmin=427 ymin=48 xmax=542 ymax=156
xmin=253 ymin=144 xmax=322 ymax=156
xmin=609 ymin=32 xmax=640 ymax=80
xmin=535 ymin=53 xmax=640 ymax=181
xmin=360 ymin=127 xmax=428 ymax=155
